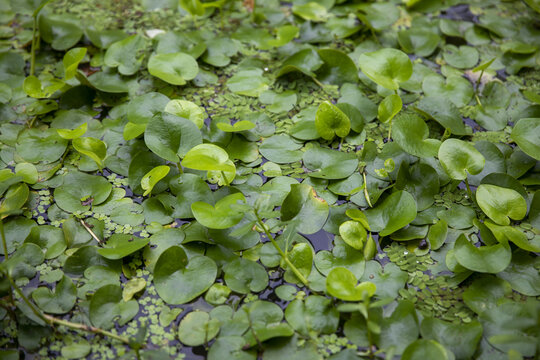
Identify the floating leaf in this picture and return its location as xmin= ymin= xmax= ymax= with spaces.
xmin=365 ymin=191 xmax=417 ymax=236
xmin=358 ymin=48 xmax=413 ymax=90
xmin=326 ymin=267 xmax=376 ymax=301
xmin=72 ymin=137 xmax=107 ymax=170
xmin=438 ymin=139 xmax=485 ymax=180
xmin=89 ymin=284 xmax=139 ymax=329
xmin=164 ymin=99 xmax=205 ymax=129
xmin=476 ymin=185 xmax=527 ymax=225
xmin=315 ymin=101 xmax=351 ymax=140
xmin=281 ymin=183 xmax=329 ymax=235
xmin=191 ymin=193 xmax=246 ymax=230
xmin=141 ymin=165 xmax=171 ymax=197
xmin=339 ymin=221 xmax=367 ymax=250
xmin=454 ymin=234 xmax=511 ymax=274
xmin=32 ymin=275 xmax=76 ymax=314
xmin=178 ymin=311 xmax=220 ymax=347
xmin=154 ymin=246 xmax=217 ymax=304
xmin=511 ymin=118 xmax=540 ymax=160
xmin=97 ymin=234 xmax=150 ymax=260
xmin=147 ymin=52 xmax=199 ymax=85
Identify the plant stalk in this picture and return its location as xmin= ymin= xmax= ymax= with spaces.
xmin=44 ymin=314 xmax=130 ymax=344
xmin=253 ymin=211 xmax=308 ymax=286
xmin=464 ymin=177 xmax=473 ymax=202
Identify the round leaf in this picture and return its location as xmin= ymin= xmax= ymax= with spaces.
xmin=476 ymin=184 xmax=527 ymax=225
xmin=326 ymin=267 xmax=376 ymax=301
xmin=358 ymin=48 xmax=413 ymax=90
xmin=147 ymin=52 xmax=199 ymax=85
xmin=438 ymin=139 xmax=485 ymax=180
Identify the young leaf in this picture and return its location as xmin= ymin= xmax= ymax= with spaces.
xmin=326 ymin=267 xmax=376 ymax=301
xmin=315 ymin=101 xmax=351 ymax=140
xmin=358 ymin=48 xmax=413 ymax=90
xmin=378 ymin=94 xmax=402 ymax=123
xmin=438 ymin=139 xmax=485 ymax=180
xmin=72 ymin=137 xmax=107 ymax=169
xmin=141 ymin=165 xmax=171 ymax=197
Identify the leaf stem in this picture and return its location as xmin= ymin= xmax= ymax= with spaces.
xmin=0 ymin=220 xmax=15 ymax=307
xmin=464 ymin=177 xmax=473 ymax=202
xmin=474 ymin=69 xmax=484 ymax=108
xmin=253 ymin=210 xmax=308 ymax=286
xmin=387 ymin=119 xmax=392 ymax=141
xmin=30 ymin=15 xmax=37 ymax=76
xmin=44 ymin=314 xmax=131 ymax=344
xmin=362 ymin=172 xmax=373 ymax=208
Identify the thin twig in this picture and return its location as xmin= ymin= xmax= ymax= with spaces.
xmin=79 ymin=219 xmax=104 ymax=246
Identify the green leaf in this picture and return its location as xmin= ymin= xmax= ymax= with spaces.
xmin=259 ymin=135 xmax=303 ymax=164
xmin=24 ymin=225 xmax=66 ymax=259
xmin=392 ymin=113 xmax=441 ymax=158
xmin=303 ymin=146 xmax=358 ymax=180
xmin=57 ymin=122 xmax=87 ymax=139
xmin=54 ymin=171 xmax=112 ymax=213
xmin=23 ymin=75 xmax=64 ymax=98
xmin=192 ymin=193 xmax=246 ymax=230
xmin=144 ymin=112 xmax=202 ymax=162
xmin=365 ymin=191 xmax=417 ymax=236
xmin=339 ymin=221 xmax=367 ymax=250
xmin=127 ymin=92 xmax=169 ymax=125
xmin=182 ymin=143 xmax=235 ymax=172
xmin=226 ymin=68 xmax=269 ymax=97
xmin=438 ymin=139 xmax=485 ymax=180
xmin=292 ymin=2 xmax=328 ymax=22
xmin=398 ymin=28 xmax=440 ymax=57
xmin=89 ymin=284 xmax=139 ymax=329
xmin=315 ymin=101 xmax=351 ymax=140
xmin=224 ymin=257 xmax=268 ymax=294
xmin=360 ymin=261 xmax=408 ymax=299
xmin=511 ymin=118 xmax=540 ymax=160
xmin=164 ymin=99 xmax=205 ymax=129
xmin=141 ymin=165 xmax=171 ymax=197
xmin=414 ymin=96 xmax=470 ymax=135
xmin=402 ymin=339 xmax=449 ymax=360
xmin=178 ymin=311 xmax=220 ymax=346
xmin=443 ymin=45 xmax=479 ymax=69
xmin=281 ymin=183 xmax=329 ymax=234
xmin=39 ymin=13 xmax=83 ymax=50
xmin=326 ymin=267 xmax=376 ymax=301
xmin=217 ymin=120 xmax=256 ymax=132
xmin=358 ymin=48 xmax=413 ymax=90
xmin=147 ymin=52 xmax=199 ymax=85
xmin=153 ymin=246 xmax=217 ymax=304
xmin=476 ymin=185 xmax=527 ymax=225
xmin=276 ymin=49 xmax=323 ymax=78
xmin=420 ymin=318 xmax=483 ymax=359
xmin=63 ymin=47 xmax=86 ymax=80
xmin=104 ymin=34 xmax=146 ymax=75
xmin=16 ymin=129 xmax=68 ymax=164
xmin=284 ymin=295 xmax=339 ymax=336
xmin=422 ymin=74 xmax=473 ymax=108
xmin=427 ymin=219 xmax=448 ymax=250
xmin=0 ymin=183 xmax=29 ymax=217
xmin=97 ymin=234 xmax=150 ymax=260
xmin=72 ymin=136 xmax=107 ymax=170
xmin=287 ymin=242 xmax=314 ymax=282
xmin=32 ymin=275 xmax=76 ymax=314
xmin=179 ymin=0 xmax=205 ymax=16
xmin=378 ymin=94 xmax=402 ymax=123
xmin=316 ymin=48 xmax=359 ymax=85
xmin=454 ymin=234 xmax=511 ymax=273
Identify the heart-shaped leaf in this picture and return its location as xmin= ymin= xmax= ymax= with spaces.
xmin=358 ymin=48 xmax=413 ymax=90
xmin=164 ymin=99 xmax=205 ymax=129
xmin=191 ymin=192 xmax=246 ymax=229
xmin=54 ymin=171 xmax=112 ymax=213
xmin=315 ymin=101 xmax=351 ymax=140
xmin=422 ymin=74 xmax=473 ymax=108
xmin=32 ymin=275 xmax=76 ymax=314
xmin=281 ymin=183 xmax=329 ymax=234
xmin=223 ymin=257 xmax=268 ymax=293
xmin=104 ymin=34 xmax=146 ymax=75
xmin=63 ymin=47 xmax=86 ymax=80
xmin=182 ymin=143 xmax=235 ymax=172
xmin=511 ymin=118 xmax=540 ymax=160
xmin=393 ymin=113 xmax=441 ymax=158
xmin=226 ymin=68 xmax=269 ymax=97
xmin=303 ymin=147 xmax=358 ymax=180
xmin=147 ymin=52 xmax=199 ymax=85
xmin=97 ymin=234 xmax=150 ymax=260
xmin=365 ymin=191 xmax=417 ymax=236
xmin=339 ymin=220 xmax=367 ymax=250
xmin=72 ymin=136 xmax=107 ymax=170
xmin=326 ymin=267 xmax=376 ymax=301
xmin=438 ymin=139 xmax=485 ymax=180
xmin=276 ymin=49 xmax=323 ymax=78
xmin=89 ymin=284 xmax=139 ymax=329
xmin=154 ymin=246 xmax=217 ymax=304
xmin=378 ymin=94 xmax=402 ymax=123
xmin=476 ymin=184 xmax=527 ymax=225
xmin=402 ymin=339 xmax=449 ymax=360
xmin=144 ymin=112 xmax=202 ymax=162
xmin=178 ymin=311 xmax=220 ymax=347
xmin=217 ymin=120 xmax=255 ymax=132
xmin=141 ymin=165 xmax=170 ymax=196
xmin=454 ymin=234 xmax=511 ymax=273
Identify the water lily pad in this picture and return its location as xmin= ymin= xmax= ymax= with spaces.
xmin=223 ymin=257 xmax=268 ymax=294
xmin=154 ymin=246 xmax=217 ymax=304
xmin=281 ymin=183 xmax=329 ymax=234
xmin=358 ymin=48 xmax=413 ymax=90
xmin=54 ymin=171 xmax=112 ymax=213
xmin=89 ymin=284 xmax=139 ymax=329
xmin=315 ymin=101 xmax=350 ymax=140
xmin=454 ymin=234 xmax=511 ymax=274
xmin=443 ymin=45 xmax=479 ymax=69
xmin=420 ymin=318 xmax=482 ymax=360
xmin=326 ymin=267 xmax=376 ymax=301
xmin=438 ymin=139 xmax=485 ymax=180
xmin=191 ymin=192 xmax=246 ymax=230
xmin=259 ymin=135 xmax=303 ymax=164
xmin=476 ymin=185 xmax=527 ymax=225
xmin=144 ymin=112 xmax=202 ymax=162
xmin=338 ymin=221 xmax=367 ymax=250
xmin=97 ymin=234 xmax=150 ymax=260
xmin=32 ymin=275 xmax=76 ymax=314
xmin=511 ymin=118 xmax=540 ymax=160
xmin=104 ymin=34 xmax=146 ymax=75
xmin=303 ymin=147 xmax=358 ymax=180
xmin=164 ymin=99 xmax=205 ymax=129
xmin=365 ymin=191 xmax=417 ymax=236
xmin=284 ymin=295 xmax=339 ymax=336
xmin=392 ymin=113 xmax=441 ymax=158
xmin=147 ymin=52 xmax=199 ymax=85
xmin=178 ymin=311 xmax=220 ymax=346
xmin=226 ymin=68 xmax=269 ymax=97
xmin=422 ymin=74 xmax=473 ymax=108
xmin=402 ymin=339 xmax=449 ymax=360
xmin=16 ymin=128 xmax=68 ymax=164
